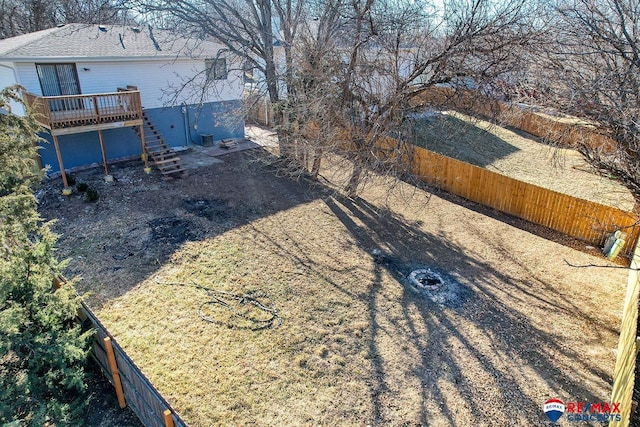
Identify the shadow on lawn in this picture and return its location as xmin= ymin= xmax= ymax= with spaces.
xmin=41 ymin=148 xmax=323 ymax=308
xmin=412 ymin=114 xmax=520 ymax=167
xmin=324 ymin=195 xmax=614 ymax=425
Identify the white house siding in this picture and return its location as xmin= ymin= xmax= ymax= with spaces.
xmin=0 ymin=61 xmax=24 ymax=114
xmin=0 ymin=61 xmax=18 ymax=88
xmin=14 ymin=58 xmax=243 ymax=108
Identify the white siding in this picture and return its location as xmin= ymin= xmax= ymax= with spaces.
xmin=15 ymin=63 xmax=40 ymax=94
xmin=14 ymin=58 xmax=243 ymax=108
xmin=0 ymin=62 xmax=25 ymax=115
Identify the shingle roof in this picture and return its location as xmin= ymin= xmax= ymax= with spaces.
xmin=0 ymin=23 xmax=220 ymax=61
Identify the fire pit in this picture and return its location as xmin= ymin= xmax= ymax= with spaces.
xmin=404 ymin=267 xmax=467 ymax=308
xmin=408 ymin=268 xmax=445 ymax=292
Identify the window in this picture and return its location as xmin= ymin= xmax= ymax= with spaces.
xmin=243 ymin=61 xmax=255 ymax=83
xmin=205 ymin=58 xmax=228 ymax=81
xmin=36 ymin=63 xmax=81 ymax=96
xmin=35 ymin=63 xmax=82 ymax=111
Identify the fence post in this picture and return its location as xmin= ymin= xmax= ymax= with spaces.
xmin=164 ymin=409 xmax=175 ymax=427
xmin=609 ymin=239 xmax=640 ymax=427
xmin=104 ymin=337 xmax=127 ymax=409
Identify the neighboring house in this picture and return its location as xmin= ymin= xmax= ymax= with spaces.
xmin=0 ymin=23 xmax=244 ymax=183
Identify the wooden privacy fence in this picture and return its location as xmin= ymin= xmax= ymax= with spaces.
xmin=245 ymin=93 xmax=274 ymax=127
xmin=410 ymin=145 xmax=640 ymax=257
xmin=609 ymin=242 xmax=640 ymax=427
xmin=79 ymin=302 xmax=186 ymax=427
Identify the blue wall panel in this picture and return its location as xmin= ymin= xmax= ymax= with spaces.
xmin=39 ymin=127 xmax=140 ymax=174
xmin=39 ymin=100 xmax=245 ymax=173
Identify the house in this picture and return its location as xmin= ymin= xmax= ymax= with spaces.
xmin=0 ymin=23 xmax=244 ymax=189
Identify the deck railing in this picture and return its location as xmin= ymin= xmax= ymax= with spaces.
xmin=23 ymin=90 xmax=143 ymax=130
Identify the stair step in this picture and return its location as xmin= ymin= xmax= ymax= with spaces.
xmin=155 ymin=157 xmax=181 ymax=165
xmin=162 ymin=168 xmax=185 ymax=176
xmin=158 ymin=162 xmax=184 ymax=171
xmin=162 ymin=166 xmax=185 ymax=173
xmin=148 ymin=148 xmax=172 ymax=156
xmin=136 ymin=111 xmax=185 ymax=178
xmin=145 ymin=142 xmax=168 ymax=150
xmin=151 ymin=155 xmax=175 ymax=163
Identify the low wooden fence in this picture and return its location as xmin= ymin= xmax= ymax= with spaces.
xmin=79 ymin=302 xmax=186 ymax=427
xmin=610 ymin=243 xmax=640 ymax=427
xmin=410 ymin=145 xmax=640 ymax=258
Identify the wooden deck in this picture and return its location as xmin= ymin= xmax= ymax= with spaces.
xmin=23 ymin=90 xmax=143 ymax=135
xmin=23 ymin=88 xmax=149 ymax=190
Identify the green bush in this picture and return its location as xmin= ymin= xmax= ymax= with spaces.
xmin=76 ymin=182 xmax=88 ymax=192
xmin=0 ymin=86 xmax=91 ymax=426
xmin=85 ymin=188 xmax=99 ymax=202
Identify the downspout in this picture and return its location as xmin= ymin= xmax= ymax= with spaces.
xmin=0 ymin=63 xmax=24 ymax=113
xmin=182 ymin=103 xmax=198 ymax=145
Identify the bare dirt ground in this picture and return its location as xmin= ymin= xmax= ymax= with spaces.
xmin=38 ymin=133 xmax=628 ymax=426
xmin=413 ymin=111 xmax=635 ymax=211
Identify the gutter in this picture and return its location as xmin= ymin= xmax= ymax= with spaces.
xmin=1 ymin=56 xmax=202 ymax=63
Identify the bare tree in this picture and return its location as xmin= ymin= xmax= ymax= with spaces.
xmin=0 ymin=0 xmax=130 ymax=38
xmin=286 ymin=0 xmax=539 ymax=195
xmin=527 ymin=0 xmax=640 ymax=201
xmin=131 ymin=0 xmax=306 ymax=156
xmin=133 ymin=0 xmax=539 ymax=195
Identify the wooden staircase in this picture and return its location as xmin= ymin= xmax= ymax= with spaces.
xmin=135 ymin=112 xmax=186 ymax=178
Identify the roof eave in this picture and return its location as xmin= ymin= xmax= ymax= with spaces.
xmin=1 ymin=55 xmax=205 ymax=63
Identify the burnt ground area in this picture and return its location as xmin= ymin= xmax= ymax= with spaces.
xmin=38 ymin=148 xmax=317 ymax=309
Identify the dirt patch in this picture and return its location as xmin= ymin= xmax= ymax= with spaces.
xmin=182 ymin=198 xmax=231 ymax=220
xmin=148 ymin=216 xmax=196 ymax=245
xmin=82 ymin=361 xmax=142 ymax=427
xmin=39 ymin=144 xmax=628 ymax=426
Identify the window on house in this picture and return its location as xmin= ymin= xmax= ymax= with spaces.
xmin=36 ymin=63 xmax=81 ymax=96
xmin=243 ymin=61 xmax=255 ymax=83
xmin=35 ymin=63 xmax=82 ymax=111
xmin=205 ymin=58 xmax=228 ymax=81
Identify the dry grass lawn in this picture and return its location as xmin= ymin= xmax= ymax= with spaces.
xmin=413 ymin=112 xmax=635 ymax=211
xmin=40 ymin=147 xmax=628 ymax=426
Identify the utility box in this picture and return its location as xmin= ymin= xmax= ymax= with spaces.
xmin=200 ymin=134 xmax=214 ymax=146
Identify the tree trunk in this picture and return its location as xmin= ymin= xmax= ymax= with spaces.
xmin=346 ymin=162 xmax=362 ymax=196
xmin=311 ymin=149 xmax=323 ymax=179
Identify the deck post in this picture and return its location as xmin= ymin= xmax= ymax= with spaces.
xmin=51 ymin=134 xmax=71 ymax=195
xmin=96 ymin=128 xmax=110 ymax=176
xmin=139 ymin=123 xmax=150 ymax=173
